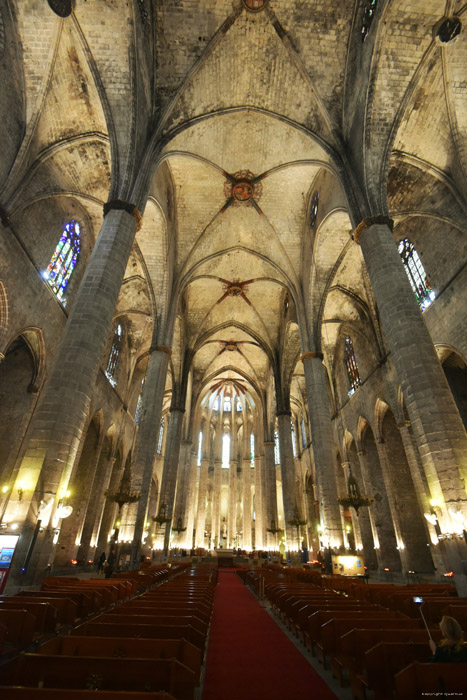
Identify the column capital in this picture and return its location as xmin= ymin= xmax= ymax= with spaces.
xmin=300 ymin=350 xmax=323 ymax=361
xmin=149 ymin=344 xmax=172 ymax=356
xmin=263 ymin=441 xmax=275 ymax=446
xmin=103 ymin=199 xmax=143 ymax=231
xmin=357 ymin=450 xmax=366 ymax=457
xmin=0 ymin=352 xmax=5 ymax=362
xmin=341 ymin=461 xmax=350 ymax=468
xmin=396 ymin=420 xmax=411 ymax=429
xmin=375 ymin=437 xmax=385 ymax=445
xmin=353 ymin=215 xmax=394 ymax=244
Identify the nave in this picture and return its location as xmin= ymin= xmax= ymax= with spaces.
xmin=1 ymin=562 xmax=467 ymax=699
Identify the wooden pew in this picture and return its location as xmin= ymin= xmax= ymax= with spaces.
xmin=0 ymin=690 xmax=176 ymax=700
xmin=40 ymin=587 xmax=105 ymax=613
xmin=359 ymin=642 xmax=431 ymax=700
xmin=0 ymin=609 xmax=36 ymax=647
xmin=20 ymin=589 xmax=96 ymax=618
xmin=5 ymin=594 xmax=78 ymax=626
xmin=306 ymin=610 xmax=407 ymax=650
xmin=95 ymin=612 xmax=208 ymax=637
xmin=39 ymin=635 xmax=202 ymax=684
xmin=318 ymin=617 xmax=422 ymax=666
xmin=395 ymin=661 xmax=467 ymax=699
xmin=0 ymin=600 xmax=58 ymax=636
xmin=114 ymin=604 xmax=211 ymax=626
xmin=71 ymin=621 xmax=205 ymax=654
xmin=1 ymin=653 xmax=195 ymax=700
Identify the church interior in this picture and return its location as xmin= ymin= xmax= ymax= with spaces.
xmin=0 ymin=0 xmax=467 ymax=697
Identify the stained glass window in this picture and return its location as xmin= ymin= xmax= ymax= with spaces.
xmin=291 ymin=421 xmax=297 ymax=458
xmin=300 ymin=417 xmax=307 ymax=449
xmin=398 ymin=238 xmax=436 ymax=310
xmin=361 ymin=0 xmax=377 ymax=42
xmin=105 ymin=324 xmax=123 ymax=386
xmin=345 ymin=335 xmax=361 ymax=397
xmin=135 ymin=378 xmax=145 ymax=425
xmin=157 ymin=416 xmax=165 ymax=454
xmin=43 ymin=220 xmax=80 ymax=305
xmin=224 ymin=395 xmax=231 ymax=412
xmin=250 ymin=434 xmax=255 ymax=467
xmin=274 ymin=429 xmax=280 ymax=465
xmin=197 ymin=430 xmax=203 ymax=466
xmin=236 ymin=399 xmax=243 ymax=411
xmin=213 ymin=397 xmax=219 ymax=411
xmin=310 ymin=191 xmax=319 ymax=227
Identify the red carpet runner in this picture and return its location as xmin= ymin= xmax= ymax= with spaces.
xmin=202 ymin=572 xmax=338 ymax=700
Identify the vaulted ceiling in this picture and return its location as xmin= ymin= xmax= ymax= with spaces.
xmin=2 ymin=0 xmax=466 ymax=418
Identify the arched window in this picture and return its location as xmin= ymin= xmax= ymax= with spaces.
xmin=213 ymin=396 xmax=219 ymax=411
xmin=361 ymin=0 xmax=377 ymax=42
xmin=300 ymin=417 xmax=307 ymax=449
xmin=344 ymin=335 xmax=361 ymax=396
xmin=135 ymin=378 xmax=145 ymax=426
xmin=223 ymin=395 xmax=231 ymax=412
xmin=398 ymin=238 xmax=436 ymax=310
xmin=291 ymin=421 xmax=297 ymax=458
xmin=197 ymin=430 xmax=203 ymax=466
xmin=309 ymin=191 xmax=319 ymax=227
xmin=105 ymin=323 xmax=123 ymax=386
xmin=274 ymin=429 xmax=280 ymax=465
xmin=44 ymin=220 xmax=80 ymax=304
xmin=236 ymin=399 xmax=243 ymax=411
xmin=157 ymin=416 xmax=165 ymax=454
xmin=250 ymin=433 xmax=255 ymax=467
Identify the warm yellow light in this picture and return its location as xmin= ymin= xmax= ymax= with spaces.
xmin=346 ymin=526 xmax=351 ymax=532
xmin=430 ymin=499 xmax=441 ymax=508
xmin=2 ymin=486 xmax=8 ymax=494
xmin=116 ymin=521 xmax=120 ymax=527
xmin=65 ymin=490 xmax=71 ymax=498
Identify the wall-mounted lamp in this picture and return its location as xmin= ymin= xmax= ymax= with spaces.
xmin=2 ymin=485 xmax=8 ymax=494
xmin=17 ymin=487 xmax=24 ymax=502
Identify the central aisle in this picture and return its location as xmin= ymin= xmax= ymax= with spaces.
xmin=202 ymin=572 xmax=338 ymax=700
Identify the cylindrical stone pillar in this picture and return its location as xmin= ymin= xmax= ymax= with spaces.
xmin=276 ymin=412 xmax=300 ymax=549
xmin=301 ymin=354 xmax=343 ymax=548
xmin=157 ymin=408 xmax=185 ymax=554
xmin=5 ymin=206 xmax=140 ymax=587
xmin=263 ymin=441 xmax=279 ymax=550
xmin=129 ymin=345 xmax=171 ymax=564
xmin=355 ymin=219 xmax=467 ymax=519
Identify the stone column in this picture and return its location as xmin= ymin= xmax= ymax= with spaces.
xmin=397 ymin=422 xmax=443 ymax=571
xmin=301 ymin=354 xmax=343 ymax=548
xmin=242 ymin=431 xmax=252 ymax=550
xmin=5 ymin=205 xmax=141 ymax=588
xmin=263 ymin=441 xmax=279 ymax=549
xmin=357 ymin=448 xmax=401 ymax=571
xmin=254 ymin=453 xmax=264 ymax=550
xmin=276 ymin=413 xmax=298 ymax=548
xmin=182 ymin=449 xmax=198 ymax=551
xmin=77 ymin=453 xmax=115 ymax=564
xmin=171 ymin=440 xmax=192 ymax=546
xmin=195 ymin=427 xmax=211 ymax=548
xmin=211 ymin=423 xmax=223 ymax=549
xmin=157 ymin=408 xmax=185 ymax=554
xmin=129 ymin=345 xmax=171 ymax=564
xmin=227 ymin=426 xmax=237 ymax=548
xmin=95 ymin=456 xmax=121 ymax=556
xmin=355 ymin=218 xmax=467 ymax=587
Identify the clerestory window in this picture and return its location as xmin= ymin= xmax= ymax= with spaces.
xmin=398 ymin=238 xmax=436 ymax=311
xmin=105 ymin=324 xmax=123 ymax=387
xmin=344 ymin=335 xmax=361 ymax=397
xmin=43 ymin=220 xmax=80 ymax=305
